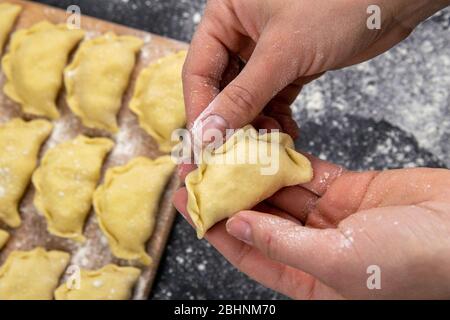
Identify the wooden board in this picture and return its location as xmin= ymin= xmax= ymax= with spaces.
xmin=0 ymin=0 xmax=187 ymax=299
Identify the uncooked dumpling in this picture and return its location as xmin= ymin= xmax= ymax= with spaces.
xmin=130 ymin=50 xmax=187 ymax=152
xmin=94 ymin=156 xmax=175 ymax=265
xmin=186 ymin=126 xmax=313 ymax=238
xmin=0 ymin=247 xmax=70 ymax=300
xmin=54 ymin=264 xmax=141 ymax=300
xmin=0 ymin=118 xmax=53 ymax=227
xmin=65 ymin=33 xmax=143 ymax=132
xmin=2 ymin=21 xmax=84 ymax=119
xmin=32 ymin=135 xmax=114 ymax=242
xmin=0 ymin=3 xmax=22 ymax=55
xmin=0 ymin=229 xmax=9 ymax=250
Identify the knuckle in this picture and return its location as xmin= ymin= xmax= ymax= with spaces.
xmin=261 ymin=230 xmax=279 ymax=261
xmin=223 ymin=84 xmax=259 ymax=116
xmin=233 ymin=242 xmax=253 ymax=268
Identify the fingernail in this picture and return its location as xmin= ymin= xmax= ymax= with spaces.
xmin=226 ymin=217 xmax=253 ymax=245
xmin=192 ymin=114 xmax=228 ymax=146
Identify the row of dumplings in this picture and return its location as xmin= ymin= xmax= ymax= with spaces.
xmin=0 ymin=2 xmax=187 ymax=153
xmin=0 ymin=118 xmax=175 ymax=299
xmin=0 ymin=247 xmax=142 ymax=299
xmin=0 ymin=2 xmax=183 ymax=299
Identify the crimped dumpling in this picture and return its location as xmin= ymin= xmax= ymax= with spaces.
xmin=32 ymin=135 xmax=114 ymax=242
xmin=0 ymin=3 xmax=22 ymax=54
xmin=0 ymin=247 xmax=70 ymax=300
xmin=130 ymin=50 xmax=187 ymax=152
xmin=0 ymin=118 xmax=53 ymax=227
xmin=94 ymin=156 xmax=175 ymax=265
xmin=186 ymin=126 xmax=313 ymax=238
xmin=2 ymin=21 xmax=84 ymax=119
xmin=55 ymin=264 xmax=141 ymax=300
xmin=65 ymin=33 xmax=143 ymax=132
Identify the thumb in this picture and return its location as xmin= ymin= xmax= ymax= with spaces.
xmin=226 ymin=210 xmax=360 ymax=285
xmin=191 ymin=31 xmax=299 ymax=143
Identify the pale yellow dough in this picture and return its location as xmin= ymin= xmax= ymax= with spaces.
xmin=0 ymin=118 xmax=53 ymax=228
xmin=32 ymin=135 xmax=114 ymax=242
xmin=65 ymin=33 xmax=143 ymax=132
xmin=186 ymin=126 xmax=313 ymax=238
xmin=94 ymin=156 xmax=175 ymax=265
xmin=55 ymin=264 xmax=141 ymax=300
xmin=0 ymin=247 xmax=70 ymax=300
xmin=0 ymin=3 xmax=22 ymax=55
xmin=130 ymin=50 xmax=187 ymax=152
xmin=0 ymin=229 xmax=9 ymax=250
xmin=2 ymin=21 xmax=84 ymax=119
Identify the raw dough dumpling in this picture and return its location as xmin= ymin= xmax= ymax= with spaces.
xmin=54 ymin=264 xmax=141 ymax=300
xmin=186 ymin=126 xmax=313 ymax=238
xmin=0 ymin=3 xmax=22 ymax=55
xmin=0 ymin=229 xmax=9 ymax=250
xmin=0 ymin=118 xmax=53 ymax=227
xmin=2 ymin=21 xmax=85 ymax=119
xmin=130 ymin=50 xmax=187 ymax=152
xmin=32 ymin=135 xmax=114 ymax=242
xmin=65 ymin=33 xmax=143 ymax=132
xmin=0 ymin=247 xmax=70 ymax=300
xmin=94 ymin=156 xmax=175 ymax=265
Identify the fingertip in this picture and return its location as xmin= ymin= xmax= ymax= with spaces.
xmin=300 ymin=153 xmax=345 ymax=196
xmin=225 ymin=215 xmax=253 ymax=245
xmin=191 ymin=112 xmax=229 ymax=147
xmin=178 ymin=163 xmax=197 ymax=181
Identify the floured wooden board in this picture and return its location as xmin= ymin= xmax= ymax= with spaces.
xmin=0 ymin=0 xmax=187 ymax=299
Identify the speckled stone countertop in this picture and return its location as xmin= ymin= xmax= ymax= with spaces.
xmin=33 ymin=0 xmax=450 ymax=299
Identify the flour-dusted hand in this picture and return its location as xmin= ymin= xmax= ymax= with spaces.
xmin=174 ymin=156 xmax=450 ymax=299
xmin=175 ymin=0 xmax=450 ymax=299
xmin=179 ymin=0 xmax=449 ymax=179
xmin=183 ymin=0 xmax=448 ymax=140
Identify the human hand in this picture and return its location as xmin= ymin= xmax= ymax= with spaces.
xmin=182 ymin=0 xmax=448 ymax=151
xmin=173 ymin=156 xmax=450 ymax=299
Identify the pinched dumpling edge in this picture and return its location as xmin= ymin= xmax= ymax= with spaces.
xmin=186 ymin=125 xmax=313 ymax=238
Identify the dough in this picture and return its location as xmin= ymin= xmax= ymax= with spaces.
xmin=54 ymin=264 xmax=141 ymax=300
xmin=0 ymin=3 xmax=22 ymax=55
xmin=130 ymin=50 xmax=187 ymax=152
xmin=32 ymin=135 xmax=114 ymax=242
xmin=65 ymin=33 xmax=143 ymax=132
xmin=186 ymin=126 xmax=313 ymax=238
xmin=94 ymin=156 xmax=175 ymax=265
xmin=0 ymin=229 xmax=9 ymax=250
xmin=2 ymin=21 xmax=84 ymax=119
xmin=0 ymin=247 xmax=70 ymax=300
xmin=0 ymin=118 xmax=53 ymax=228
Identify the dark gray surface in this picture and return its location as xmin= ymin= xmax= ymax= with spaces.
xmin=32 ymin=0 xmax=450 ymax=300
